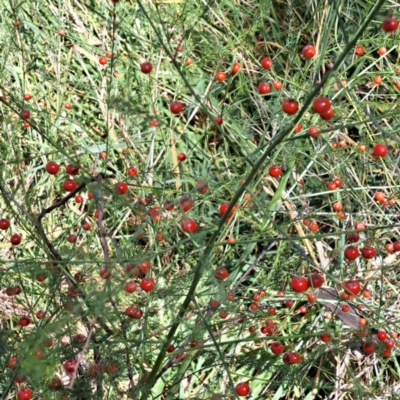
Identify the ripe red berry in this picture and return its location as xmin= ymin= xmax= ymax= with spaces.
xmin=290 ymin=276 xmax=309 ymax=292
xmin=66 ymin=165 xmax=79 ymax=175
xmin=309 ymin=273 xmax=324 ymax=288
xmin=214 ymin=267 xmax=229 ymax=281
xmin=232 ymin=63 xmax=241 ymax=75
xmin=355 ymin=45 xmax=364 ymax=56
xmin=258 ymin=82 xmax=271 ymax=94
xmin=361 ymin=246 xmax=376 ymax=259
xmin=64 ymin=359 xmax=77 ymax=373
xmin=382 ymin=17 xmax=399 ymax=32
xmin=177 ymin=153 xmax=186 ymax=161
xmin=179 ymin=196 xmax=194 ymax=212
xmin=261 ymin=57 xmax=272 ymax=69
xmin=196 ymin=181 xmax=209 ymax=194
xmin=125 ymin=306 xmax=142 ymax=319
xmin=128 ymin=166 xmax=138 ymax=176
xmin=63 ymin=179 xmax=77 ymax=192
xmin=124 ymin=281 xmax=137 ymax=293
xmin=170 ymin=101 xmax=183 ymax=114
xmin=99 ymin=267 xmax=111 ymax=279
xmin=46 ymin=161 xmax=59 ymax=175
xmin=215 ymin=116 xmax=223 ymax=125
xmin=115 ymin=182 xmax=128 ymax=195
xmin=19 ymin=315 xmax=31 ymax=327
xmin=273 ymin=80 xmax=282 ymax=90
xmin=320 ymin=333 xmax=332 ymax=343
xmin=99 ymin=57 xmax=107 ymax=65
xmin=140 ymin=62 xmax=153 ymax=74
xmin=140 ymin=277 xmax=155 ymax=292
xmin=302 ymin=44 xmax=316 ymax=58
xmin=347 ymin=232 xmax=360 ymax=243
xmin=312 ymin=97 xmax=331 ymax=114
xmin=17 ymin=388 xmax=32 ymax=400
xmin=270 ymin=342 xmax=284 ymax=355
xmin=0 ymin=218 xmax=10 ymax=230
xmin=377 ymin=330 xmax=387 ymax=341
xmin=20 ymin=109 xmax=30 ymax=119
xmin=363 ymin=342 xmax=375 ymax=354
xmin=344 ymin=280 xmax=361 ymax=296
xmin=167 ymin=345 xmax=175 ymax=352
xmin=282 ymin=98 xmax=299 ymax=115
xmin=320 ymin=108 xmax=334 ymax=120
xmin=67 ymin=234 xmax=77 ymax=243
xmin=373 ymin=143 xmax=388 ymax=157
xmin=344 ymin=246 xmax=359 ymax=260
xmin=268 ymin=165 xmax=282 ymax=178
xmin=332 ymin=202 xmax=342 ymax=211
xmin=180 ymin=218 xmax=198 ymax=234
xmin=285 ymin=299 xmax=294 ymax=308
xmin=393 ymin=241 xmax=400 ymax=252
xmin=11 ymin=234 xmax=22 ymax=246
xmin=283 ymin=351 xmax=302 ymax=364
xmin=308 ymin=293 xmax=316 ymax=302
xmin=235 ymin=382 xmax=250 ymax=397
xmin=216 ymin=71 xmax=227 ymax=82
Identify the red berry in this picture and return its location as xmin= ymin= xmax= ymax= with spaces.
xmin=308 ymin=293 xmax=316 ymax=302
xmin=140 ymin=277 xmax=155 ymax=292
xmin=268 ymin=165 xmax=282 ymax=178
xmin=19 ymin=315 xmax=30 ymax=327
xmin=124 ymin=281 xmax=137 ymax=293
xmin=355 ymin=45 xmax=364 ymax=56
xmin=67 ymin=234 xmax=77 ymax=243
xmin=285 ymin=299 xmax=294 ymax=308
xmin=373 ymin=143 xmax=388 ymax=157
xmin=377 ymin=330 xmax=387 ymax=341
xmin=196 ymin=181 xmax=209 ymax=194
xmin=302 ymin=45 xmax=316 ymax=58
xmin=75 ymin=195 xmax=83 ymax=203
xmin=283 ymin=351 xmax=302 ymax=364
xmin=46 ymin=161 xmax=59 ymax=175
xmin=64 ymin=359 xmax=77 ymax=373
xmin=320 ymin=333 xmax=332 ymax=343
xmin=363 ymin=342 xmax=375 ymax=354
xmin=167 ymin=345 xmax=175 ymax=352
xmin=332 ymin=202 xmax=342 ymax=211
xmin=180 ymin=218 xmax=198 ymax=233
xmin=312 ymin=97 xmax=331 ymax=114
xmin=344 ymin=246 xmax=359 ymax=260
xmin=261 ymin=57 xmax=272 ymax=69
xmin=361 ymin=246 xmax=376 ymax=260
xmin=163 ymin=200 xmax=174 ymax=211
xmin=0 ymin=218 xmax=10 ymax=230
xmin=309 ymin=273 xmax=324 ymax=288
xmin=270 ymin=342 xmax=284 ymax=355
xmin=99 ymin=267 xmax=111 ymax=279
xmin=344 ymin=280 xmax=361 ymax=296
xmin=258 ymin=82 xmax=271 ymax=94
xmin=384 ymin=338 xmax=395 ymax=349
xmin=63 ymin=179 xmax=77 ymax=192
xmin=179 ymin=196 xmax=194 ymax=212
xmin=290 ymin=276 xmax=309 ymax=292
xmin=11 ymin=234 xmax=22 ymax=246
xmin=382 ymin=17 xmax=399 ymax=33
xmin=347 ymin=232 xmax=360 ymax=243
xmin=140 ymin=62 xmax=153 ymax=74
xmin=126 ymin=306 xmax=142 ymax=319
xmin=273 ymin=80 xmax=282 ymax=90
xmin=216 ymin=71 xmax=227 ymax=82
xmin=341 ymin=304 xmax=350 ymax=312
xmin=393 ymin=241 xmax=400 ymax=252
xmin=24 ymin=93 xmax=32 ymax=101
xmin=235 ymin=382 xmax=250 ymax=397
xmin=128 ymin=166 xmax=138 ymax=176
xmin=320 ymin=108 xmax=334 ymax=120
xmin=17 ymin=388 xmax=32 ymax=400
xmin=232 ymin=63 xmax=241 ymax=75
xmin=282 ymin=98 xmax=299 ymax=115
xmin=170 ymin=101 xmax=183 ymax=114
xmin=7 ymin=357 xmax=17 ymax=369
xmin=215 ymin=116 xmax=223 ymax=125
xmin=115 ymin=182 xmax=128 ymax=195
xmin=66 ymin=164 xmax=79 ymax=175
xmin=20 ymin=109 xmax=30 ymax=119
xmin=214 ymin=267 xmax=229 ymax=280
xmin=177 ymin=153 xmax=186 ymax=161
